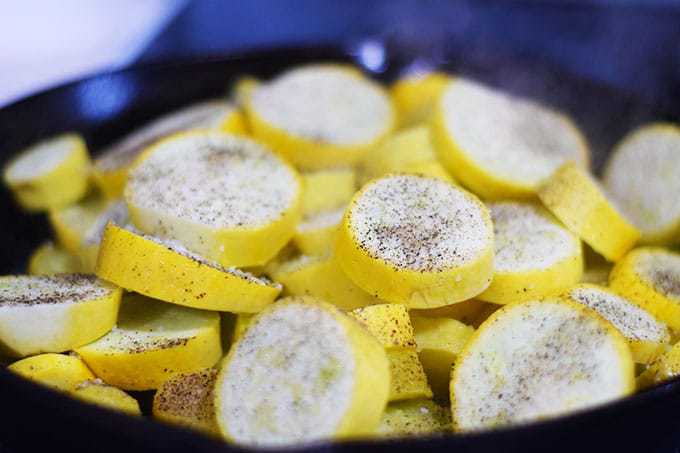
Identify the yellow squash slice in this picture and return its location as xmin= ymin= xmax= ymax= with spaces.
xmin=76 ymin=294 xmax=222 ymax=390
xmin=3 ymin=133 xmax=90 ymax=211
xmin=400 ymin=160 xmax=454 ymax=183
xmin=126 ymin=131 xmax=302 ymax=267
xmin=359 ymin=126 xmax=451 ymax=184
xmin=410 ymin=298 xmax=490 ymax=326
xmin=231 ymin=314 xmax=254 ymax=343
xmin=386 ymin=348 xmax=433 ymax=402
xmin=214 ymin=297 xmax=390 ymax=446
xmin=48 ymin=195 xmax=128 ymax=271
xmin=390 ymin=71 xmax=449 ymax=128
xmin=348 ymin=303 xmax=430 ymax=401
xmin=72 ymin=379 xmax=141 ymax=415
xmin=0 ymin=275 xmax=121 ymax=357
xmin=300 ymin=168 xmax=356 ymax=216
xmin=92 ymin=100 xmax=244 ymax=198
xmin=432 ymin=78 xmax=588 ymax=199
xmin=609 ymin=247 xmax=680 ymax=331
xmin=293 ymin=206 xmax=345 ymax=256
xmin=337 ymin=174 xmax=494 ymax=308
xmin=603 ymin=123 xmax=680 ymax=245
xmin=479 ymin=202 xmax=583 ymax=304
xmin=153 ymin=368 xmax=219 ymax=434
xmin=349 ymin=304 xmax=417 ymax=349
xmin=28 ymin=242 xmax=81 ymax=275
xmin=377 ymin=399 xmax=451 ymax=437
xmin=565 ymin=284 xmax=670 ymax=364
xmin=7 ymin=353 xmax=95 ymax=392
xmin=410 ymin=314 xmax=474 ymax=399
xmin=638 ymin=342 xmax=680 ymax=389
xmin=451 ymin=298 xmax=634 ymax=431
xmin=96 ymin=224 xmax=281 ymax=313
xmin=270 ymin=254 xmax=382 ymax=311
xmin=538 ymin=162 xmax=640 ymax=261
xmin=245 ymin=64 xmax=395 ymax=170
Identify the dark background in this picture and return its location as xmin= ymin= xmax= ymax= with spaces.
xmin=141 ymin=0 xmax=680 ymax=112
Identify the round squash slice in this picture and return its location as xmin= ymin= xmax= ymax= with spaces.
xmin=214 ymin=297 xmax=390 ymax=446
xmin=28 ymin=242 xmax=81 ymax=275
xmin=76 ymin=294 xmax=222 ymax=390
xmin=377 ymin=399 xmax=451 ymax=437
xmin=72 ymin=379 xmax=141 ymax=415
xmin=96 ymin=224 xmax=281 ymax=313
xmin=245 ymin=64 xmax=395 ymax=170
xmin=478 ymin=201 xmax=583 ymax=304
xmin=125 ymin=131 xmax=302 ymax=267
xmin=538 ymin=162 xmax=640 ymax=261
xmin=390 ymin=71 xmax=449 ymax=128
xmin=603 ymin=123 xmax=680 ymax=245
xmin=565 ymin=284 xmax=669 ymax=364
xmin=432 ymin=78 xmax=588 ymax=199
xmin=0 ymin=274 xmax=121 ymax=357
xmin=3 ymin=133 xmax=90 ymax=211
xmin=451 ymin=298 xmax=634 ymax=431
xmin=153 ymin=368 xmax=219 ymax=434
xmin=8 ymin=353 xmax=95 ymax=392
xmin=610 ymin=247 xmax=680 ymax=331
xmin=93 ymin=100 xmax=244 ymax=198
xmin=337 ymin=174 xmax=494 ymax=308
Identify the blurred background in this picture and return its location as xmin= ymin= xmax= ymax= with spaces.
xmin=1 ymin=0 xmax=680 ymax=110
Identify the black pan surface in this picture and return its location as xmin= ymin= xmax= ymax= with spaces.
xmin=0 ymin=46 xmax=678 ymax=453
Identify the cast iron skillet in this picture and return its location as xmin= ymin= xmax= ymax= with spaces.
xmin=0 ymin=47 xmax=678 ymax=453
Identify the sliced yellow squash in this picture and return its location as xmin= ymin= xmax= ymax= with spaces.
xmin=270 ymin=254 xmax=382 ymax=310
xmin=391 ymin=71 xmax=449 ymax=128
xmin=7 ymin=353 xmax=94 ymax=392
xmin=0 ymin=274 xmax=121 ymax=357
xmin=214 ymin=296 xmax=390 ymax=446
xmin=28 ymin=242 xmax=81 ymax=275
xmin=610 ymin=247 xmax=680 ymax=331
xmin=538 ymin=162 xmax=640 ymax=261
xmin=153 ymin=368 xmax=219 ymax=434
xmin=432 ymin=78 xmax=588 ymax=199
xmin=72 ymin=379 xmax=141 ymax=415
xmin=126 ymin=131 xmax=302 ymax=267
xmin=93 ymin=100 xmax=244 ymax=198
xmin=603 ymin=123 xmax=680 ymax=245
xmin=410 ymin=314 xmax=474 ymax=399
xmin=478 ymin=201 xmax=583 ymax=304
xmin=3 ymin=133 xmax=90 ymax=211
xmin=96 ymin=224 xmax=280 ymax=312
xmin=565 ymin=284 xmax=670 ymax=364
xmin=377 ymin=399 xmax=451 ymax=437
xmin=337 ymin=174 xmax=494 ymax=308
xmin=300 ymin=168 xmax=356 ymax=216
xmin=451 ymin=298 xmax=634 ymax=431
xmin=245 ymin=64 xmax=395 ymax=170
xmin=349 ymin=304 xmax=416 ymax=349
xmin=76 ymin=294 xmax=222 ymax=390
